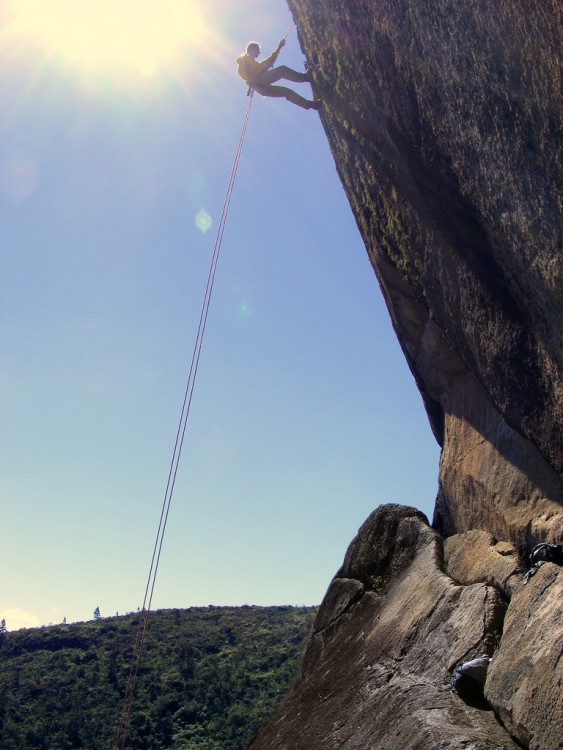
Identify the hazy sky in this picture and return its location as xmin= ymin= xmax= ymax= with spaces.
xmin=1 ymin=0 xmax=440 ymax=630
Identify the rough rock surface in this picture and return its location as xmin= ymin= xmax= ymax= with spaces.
xmin=251 ymin=506 xmax=520 ymax=750
xmin=444 ymin=530 xmax=523 ymax=597
xmin=252 ymin=2 xmax=562 ymax=748
xmin=485 ymin=564 xmax=563 ymax=750
xmin=288 ymin=0 xmax=562 ymax=547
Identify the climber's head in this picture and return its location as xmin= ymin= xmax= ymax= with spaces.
xmin=246 ymin=42 xmax=261 ymax=58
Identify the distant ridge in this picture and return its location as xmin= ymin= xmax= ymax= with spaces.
xmin=0 ymin=605 xmax=317 ymax=749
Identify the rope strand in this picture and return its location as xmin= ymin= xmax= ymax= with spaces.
xmin=282 ymin=21 xmax=295 ymax=41
xmin=113 ymin=91 xmax=255 ymax=750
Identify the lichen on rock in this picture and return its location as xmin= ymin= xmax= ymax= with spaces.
xmin=290 ymin=0 xmax=563 ymax=548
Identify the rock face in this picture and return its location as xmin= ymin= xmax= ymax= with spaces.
xmin=443 ymin=529 xmax=522 ymax=598
xmin=252 ymin=508 xmax=561 ymax=749
xmin=252 ymin=506 xmax=522 ymax=750
xmin=485 ymin=563 xmax=563 ymax=750
xmin=251 ymin=2 xmax=562 ymax=748
xmin=289 ymin=0 xmax=563 ymax=549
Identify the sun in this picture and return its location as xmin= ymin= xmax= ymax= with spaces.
xmin=6 ymin=0 xmax=207 ymax=76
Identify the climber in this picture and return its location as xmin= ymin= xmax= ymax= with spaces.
xmin=236 ymin=39 xmax=322 ymax=111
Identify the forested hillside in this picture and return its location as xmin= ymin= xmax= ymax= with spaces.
xmin=0 ymin=605 xmax=317 ymax=749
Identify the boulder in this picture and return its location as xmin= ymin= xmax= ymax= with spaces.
xmin=443 ymin=531 xmax=563 ymax=748
xmin=485 ymin=564 xmax=563 ymax=750
xmin=251 ymin=506 xmax=520 ymax=749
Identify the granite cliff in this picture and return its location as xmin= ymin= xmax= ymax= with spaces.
xmin=252 ymin=2 xmax=562 ymax=748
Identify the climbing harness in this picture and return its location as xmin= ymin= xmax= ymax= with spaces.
xmin=523 ymin=542 xmax=563 ymax=584
xmin=113 ymin=92 xmax=255 ymax=750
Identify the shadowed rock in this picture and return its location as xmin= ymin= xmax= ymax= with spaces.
xmin=288 ymin=0 xmax=562 ymax=547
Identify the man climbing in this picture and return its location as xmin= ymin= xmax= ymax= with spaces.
xmin=236 ymin=39 xmax=321 ymax=111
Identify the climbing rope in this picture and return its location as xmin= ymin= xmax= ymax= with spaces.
xmin=282 ymin=20 xmax=296 ymax=41
xmin=113 ymin=91 xmax=255 ymax=750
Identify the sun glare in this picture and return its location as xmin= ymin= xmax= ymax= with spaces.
xmin=7 ymin=0 xmax=206 ymax=75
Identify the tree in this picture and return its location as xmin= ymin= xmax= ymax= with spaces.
xmin=93 ymin=607 xmax=101 ymax=621
xmin=0 ymin=619 xmax=7 ymax=633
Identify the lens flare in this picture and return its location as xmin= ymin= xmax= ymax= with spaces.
xmin=237 ymin=301 xmax=253 ymax=319
xmin=6 ymin=0 xmax=206 ymax=73
xmin=195 ymin=208 xmax=212 ymax=233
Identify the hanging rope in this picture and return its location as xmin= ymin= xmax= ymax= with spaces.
xmin=113 ymin=91 xmax=255 ymax=750
xmin=282 ymin=21 xmax=296 ymax=41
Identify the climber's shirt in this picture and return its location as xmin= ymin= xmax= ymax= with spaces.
xmin=236 ymin=48 xmax=280 ymax=86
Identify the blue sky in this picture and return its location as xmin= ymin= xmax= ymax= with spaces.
xmin=1 ymin=0 xmax=440 ymax=630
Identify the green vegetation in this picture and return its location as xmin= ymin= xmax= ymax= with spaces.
xmin=0 ymin=605 xmax=317 ymax=749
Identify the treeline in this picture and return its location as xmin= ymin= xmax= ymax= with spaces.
xmin=0 ymin=605 xmax=317 ymax=749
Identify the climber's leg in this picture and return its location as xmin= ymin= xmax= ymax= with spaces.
xmin=256 ymin=65 xmax=311 ymax=85
xmin=253 ymin=83 xmax=314 ymax=109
